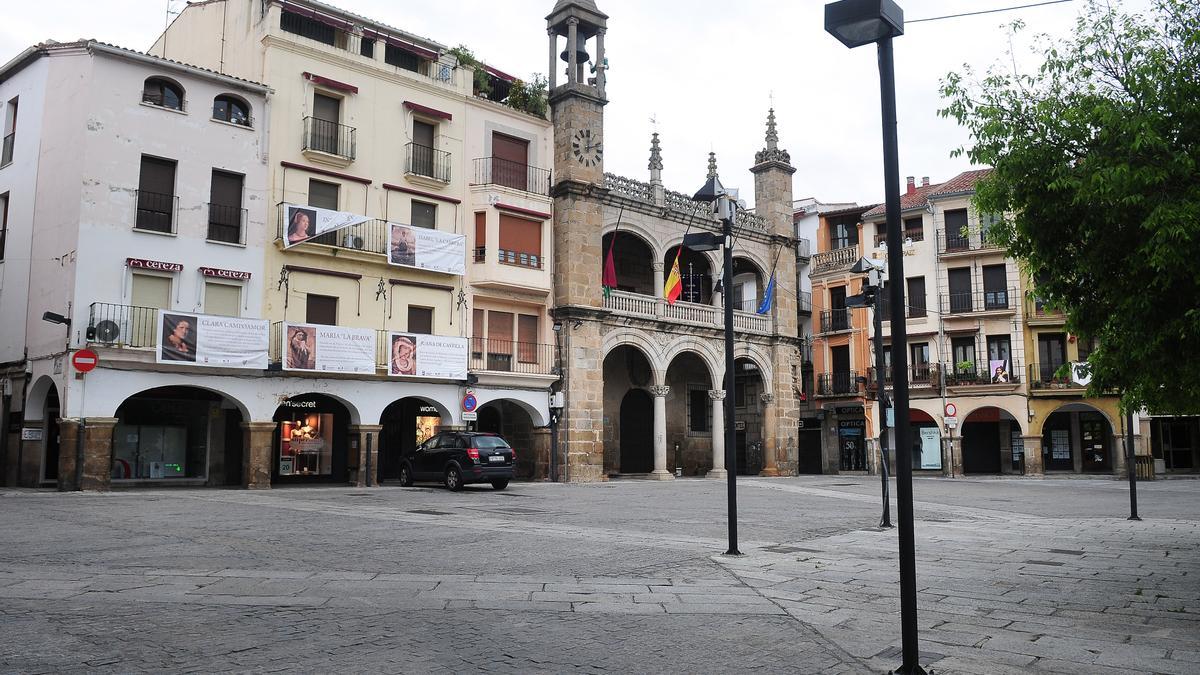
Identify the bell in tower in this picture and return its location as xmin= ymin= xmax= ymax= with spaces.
xmin=546 ymin=0 xmax=608 ymax=96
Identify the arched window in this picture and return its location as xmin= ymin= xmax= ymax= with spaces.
xmin=142 ymin=77 xmax=184 ymax=111
xmin=212 ymin=94 xmax=251 ymax=126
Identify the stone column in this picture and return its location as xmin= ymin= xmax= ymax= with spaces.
xmin=57 ymin=419 xmax=78 ymax=492
xmin=595 ymin=28 xmax=606 ymax=94
xmin=652 ymin=262 xmax=665 ymax=317
xmin=944 ymin=433 xmax=963 ymax=477
xmin=349 ymin=424 xmax=383 ymax=487
xmin=1022 ymin=435 xmax=1044 ymax=476
xmin=649 ymin=386 xmax=673 ymax=480
xmin=242 ymin=422 xmax=276 ymax=490
xmin=708 ymin=390 xmax=727 ymax=479
xmin=566 ymin=18 xmax=578 ymax=85
xmin=547 ymin=29 xmax=557 ymax=90
xmin=759 ymin=393 xmax=780 ymax=476
xmin=530 ymin=427 xmax=551 ymax=480
xmin=81 ymin=417 xmax=117 ymax=491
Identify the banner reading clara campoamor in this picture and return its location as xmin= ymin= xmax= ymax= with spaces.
xmin=388 ymin=222 xmax=466 ymax=275
xmin=156 ymin=310 xmax=269 ymax=368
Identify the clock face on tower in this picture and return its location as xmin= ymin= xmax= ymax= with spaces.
xmin=571 ymin=128 xmax=603 ymax=167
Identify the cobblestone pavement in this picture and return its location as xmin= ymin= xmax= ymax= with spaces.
xmin=0 ymin=476 xmax=1197 ymax=673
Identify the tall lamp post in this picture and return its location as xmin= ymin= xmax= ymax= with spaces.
xmin=690 ymin=175 xmax=741 ymax=557
xmin=825 ymin=1 xmax=925 ymax=673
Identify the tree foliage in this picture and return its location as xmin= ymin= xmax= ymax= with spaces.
xmin=939 ymin=0 xmax=1200 ymax=413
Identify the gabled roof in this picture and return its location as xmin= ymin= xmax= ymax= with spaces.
xmin=928 ymin=168 xmax=992 ymax=198
xmin=860 ymin=169 xmax=992 ymax=219
xmin=861 ymin=182 xmax=942 ymax=219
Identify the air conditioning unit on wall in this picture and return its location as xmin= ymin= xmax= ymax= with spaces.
xmin=343 ymin=233 xmax=365 ymax=249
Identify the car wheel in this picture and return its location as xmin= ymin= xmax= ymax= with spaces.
xmin=491 ymin=479 xmax=509 ymax=491
xmin=444 ymin=466 xmax=463 ymax=492
xmin=399 ymin=463 xmax=413 ymax=487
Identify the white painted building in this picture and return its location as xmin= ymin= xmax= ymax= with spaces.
xmin=0 ymin=40 xmax=271 ymax=488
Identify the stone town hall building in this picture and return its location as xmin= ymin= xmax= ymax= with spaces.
xmin=547 ymin=1 xmax=804 ymax=481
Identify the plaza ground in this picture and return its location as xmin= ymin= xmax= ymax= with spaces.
xmin=1 ymin=476 xmax=1197 ymax=673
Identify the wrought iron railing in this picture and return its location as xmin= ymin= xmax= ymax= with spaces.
xmin=134 ymin=190 xmax=177 ymax=234
xmin=87 ymin=303 xmax=160 ymax=348
xmin=1027 ymin=361 xmax=1081 ymax=390
xmin=1027 ymin=297 xmax=1066 ymax=321
xmin=797 ymin=290 xmax=812 ymax=314
xmin=817 ymin=371 xmax=860 ymax=397
xmin=470 ymin=338 xmax=556 ymax=375
xmin=473 ymin=246 xmax=487 ymax=263
xmin=472 ymin=157 xmax=552 ymax=196
xmin=303 ymin=116 xmax=356 ymax=160
xmin=406 ymin=142 xmax=451 ymax=182
xmin=869 ymin=364 xmax=939 ymax=388
xmin=1 ymin=132 xmax=13 ymax=165
xmin=496 ymin=247 xmax=543 ymax=269
xmin=818 ymin=308 xmax=851 ymax=334
xmin=942 ymin=287 xmax=1019 ymax=314
xmin=796 ymin=238 xmax=812 ymax=260
xmin=878 ymin=298 xmax=928 ymax=321
xmin=945 ymin=359 xmax=1022 ymax=386
xmin=937 ymin=228 xmax=1001 ymax=254
xmin=277 ymin=203 xmax=388 ymax=255
xmin=207 ymin=203 xmax=246 ymax=244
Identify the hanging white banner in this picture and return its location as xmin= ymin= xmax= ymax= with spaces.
xmin=283 ymin=322 xmax=376 ymax=374
xmin=156 ymin=310 xmax=269 ymax=368
xmin=387 ymin=332 xmax=468 ymax=380
xmin=283 ymin=204 xmax=371 ymax=248
xmin=388 ymin=222 xmax=466 ymax=276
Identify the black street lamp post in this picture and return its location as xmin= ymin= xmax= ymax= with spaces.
xmin=825 ymin=1 xmax=925 ymax=673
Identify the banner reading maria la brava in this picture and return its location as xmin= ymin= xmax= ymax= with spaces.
xmin=283 ymin=323 xmax=376 ymax=374
xmin=387 ymin=332 xmax=468 ymax=380
xmin=388 ymin=222 xmax=466 ymax=276
xmin=157 ymin=310 xmax=269 ymax=368
xmin=283 ymin=204 xmax=371 ymax=248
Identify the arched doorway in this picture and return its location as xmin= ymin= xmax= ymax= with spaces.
xmin=113 ymin=386 xmax=245 ymax=485
xmin=619 ymin=389 xmax=653 ymax=473
xmin=475 ymin=399 xmax=537 ymax=479
xmin=43 ymin=384 xmax=61 ymax=483
xmin=602 ymin=344 xmax=656 ymax=475
xmin=664 ymin=350 xmax=716 ymax=475
xmin=961 ymin=406 xmax=1023 ymax=474
xmin=663 ymin=245 xmax=713 ymax=304
xmin=601 ymin=231 xmax=655 ymax=295
xmin=1042 ymin=404 xmax=1113 ymax=473
xmin=378 ymin=397 xmax=447 ymax=482
xmin=910 ymin=408 xmax=943 ymax=472
xmin=734 ymin=357 xmax=765 ymax=475
xmin=731 ymin=257 xmax=764 ymax=313
xmin=273 ymin=393 xmax=350 ymax=484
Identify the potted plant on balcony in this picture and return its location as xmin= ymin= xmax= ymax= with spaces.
xmin=954 ymin=359 xmax=976 ymax=385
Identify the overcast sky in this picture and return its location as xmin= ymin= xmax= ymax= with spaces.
xmin=1 ymin=0 xmax=1154 ymax=206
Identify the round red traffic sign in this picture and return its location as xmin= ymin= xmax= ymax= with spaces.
xmin=462 ymin=393 xmax=478 ymax=412
xmin=72 ymin=349 xmax=99 ymax=373
xmin=944 ymin=402 xmax=957 ymax=417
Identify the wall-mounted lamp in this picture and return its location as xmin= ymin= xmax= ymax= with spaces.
xmin=41 ymin=311 xmax=71 ymax=327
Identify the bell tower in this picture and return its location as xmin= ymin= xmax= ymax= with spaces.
xmin=547 ymin=0 xmax=608 ymax=187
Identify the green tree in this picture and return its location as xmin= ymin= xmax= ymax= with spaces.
xmin=940 ymin=0 xmax=1200 ymax=413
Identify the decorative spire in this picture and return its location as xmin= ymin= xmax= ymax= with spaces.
xmin=754 ymin=108 xmax=791 ymax=167
xmin=764 ymin=108 xmax=779 ymax=150
xmin=648 ymin=132 xmax=663 ymax=171
xmin=707 ymin=151 xmax=718 ymax=179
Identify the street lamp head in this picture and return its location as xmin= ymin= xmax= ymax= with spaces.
xmin=41 ymin=311 xmax=70 ymax=326
xmin=824 ymin=0 xmax=904 ymax=49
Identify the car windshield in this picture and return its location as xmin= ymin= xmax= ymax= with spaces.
xmin=473 ymin=437 xmax=511 ymax=449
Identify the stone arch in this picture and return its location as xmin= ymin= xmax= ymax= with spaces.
xmin=960 ymin=402 xmax=1030 ymax=437
xmin=661 ymin=339 xmax=722 ymax=389
xmin=379 ymin=395 xmax=452 ymax=425
xmin=475 ymin=395 xmax=547 ymax=427
xmin=1032 ymin=401 xmax=1116 ymax=437
xmin=733 ymin=344 xmax=775 ymax=390
xmin=601 ymin=230 xmax=657 ymax=296
xmin=24 ymin=375 xmax=59 ymax=421
xmin=602 ymin=330 xmax=666 ymax=382
xmin=101 ymin=381 xmax=253 ymax=421
xmin=275 ymin=389 xmax=361 ymax=425
xmin=960 ymin=405 xmax=1026 ymax=474
xmin=603 ymin=221 xmax=663 ymax=261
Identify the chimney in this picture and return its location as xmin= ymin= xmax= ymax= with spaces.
xmin=921 ymin=176 xmax=930 ymax=187
xmin=906 ymin=176 xmax=916 ymax=195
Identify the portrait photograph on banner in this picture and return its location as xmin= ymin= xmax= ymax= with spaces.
xmin=989 ymin=358 xmax=1011 ymax=383
xmin=387 ymin=332 xmax=468 ymax=380
xmin=282 ymin=322 xmax=375 ymax=374
xmin=388 ymin=222 xmax=466 ymax=276
xmin=283 ymin=204 xmax=370 ymax=248
xmin=156 ymin=310 xmax=269 ymax=368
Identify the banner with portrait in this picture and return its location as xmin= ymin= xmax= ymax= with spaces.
xmin=387 ymin=223 xmax=466 ymax=276
xmin=283 ymin=204 xmax=371 ymax=248
xmin=283 ymin=323 xmax=376 ymax=374
xmin=989 ymin=359 xmax=1012 ymax=384
xmin=387 ymin=332 xmax=468 ymax=380
xmin=156 ymin=310 xmax=269 ymax=368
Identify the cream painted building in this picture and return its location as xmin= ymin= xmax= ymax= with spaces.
xmin=145 ymin=0 xmax=557 ymax=486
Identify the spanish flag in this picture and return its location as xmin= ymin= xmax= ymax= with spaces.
xmin=664 ymin=251 xmax=683 ymax=304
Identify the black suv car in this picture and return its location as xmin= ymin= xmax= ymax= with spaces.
xmin=399 ymin=432 xmax=515 ymax=491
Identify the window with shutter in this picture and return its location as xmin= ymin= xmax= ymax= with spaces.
xmin=204 ymin=282 xmax=241 ymax=316
xmin=498 ymin=214 xmax=542 ymax=268
xmin=517 ymin=314 xmax=538 ymax=363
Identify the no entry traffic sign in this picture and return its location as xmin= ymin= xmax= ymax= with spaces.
xmin=72 ymin=349 xmax=99 ymax=373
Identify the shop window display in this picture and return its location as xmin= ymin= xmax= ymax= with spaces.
xmin=279 ymin=413 xmax=334 ymax=476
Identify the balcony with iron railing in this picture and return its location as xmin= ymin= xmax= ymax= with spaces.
xmin=937 ymin=228 xmax=1001 ymax=255
xmin=817 ymin=308 xmax=852 ymax=334
xmin=303 ymin=116 xmax=356 ymax=161
xmin=277 ymin=204 xmax=390 ymax=256
xmin=1026 ymin=296 xmax=1066 ymax=325
xmin=817 ymin=371 xmax=861 ymax=397
xmin=867 ymin=364 xmax=938 ymax=390
xmin=1027 ymin=361 xmax=1086 ymax=392
xmin=471 ymin=157 xmax=552 ymax=197
xmin=941 ymin=287 xmax=1019 ymax=315
xmin=878 ymin=297 xmax=928 ymax=322
xmin=87 ymin=303 xmax=159 ymax=349
xmin=812 ymin=245 xmax=859 ymax=274
xmin=207 ymin=203 xmax=247 ymax=245
xmin=795 ymin=238 xmax=812 ymax=261
xmin=797 ymin=290 xmax=812 ymax=315
xmin=470 ymin=338 xmax=557 ymax=376
xmin=406 ymin=142 xmax=451 ymax=183
xmin=1 ymin=132 xmax=13 ymax=166
xmin=944 ymin=359 xmax=1022 ymax=387
xmin=134 ymin=190 xmax=178 ymax=234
